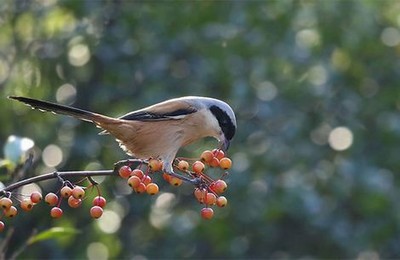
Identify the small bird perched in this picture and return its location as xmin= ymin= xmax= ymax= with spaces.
xmin=9 ymin=96 xmax=237 ymax=183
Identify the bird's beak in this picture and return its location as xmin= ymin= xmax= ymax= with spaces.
xmin=219 ymin=138 xmax=230 ymax=152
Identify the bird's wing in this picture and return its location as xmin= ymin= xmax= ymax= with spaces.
xmin=119 ymin=99 xmax=197 ymax=121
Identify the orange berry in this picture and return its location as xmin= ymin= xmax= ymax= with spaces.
xmin=90 ymin=206 xmax=103 ymax=219
xmin=205 ymin=193 xmax=217 ymax=205
xmin=20 ymin=198 xmax=34 ymax=211
xmin=127 ymin=176 xmax=141 ymax=189
xmin=219 ymin=158 xmax=232 ymax=170
xmin=0 ymin=221 xmax=4 ymax=232
xmin=216 ymin=196 xmax=228 ymax=207
xmin=194 ymin=188 xmax=207 ymax=203
xmin=30 ymin=191 xmax=42 ymax=204
xmin=169 ymin=177 xmax=183 ymax=186
xmin=200 ymin=207 xmax=214 ymax=220
xmin=148 ymin=159 xmax=163 ymax=172
xmin=146 ymin=183 xmax=159 ymax=195
xmin=134 ymin=182 xmax=147 ymax=194
xmin=209 ymin=157 xmax=220 ymax=168
xmin=72 ymin=186 xmax=85 ymax=199
xmin=60 ymin=186 xmax=73 ymax=198
xmin=178 ymin=160 xmax=189 ymax=171
xmin=4 ymin=206 xmax=18 ymax=218
xmin=212 ymin=149 xmax=225 ymax=160
xmin=142 ymin=175 xmax=152 ymax=185
xmin=192 ymin=161 xmax=205 ymax=174
xmin=118 ymin=165 xmax=132 ymax=179
xmin=131 ymin=169 xmax=144 ymax=179
xmin=200 ymin=150 xmax=214 ymax=163
xmin=50 ymin=207 xmax=63 ymax=218
xmin=68 ymin=196 xmax=82 ymax=208
xmin=212 ymin=180 xmax=227 ymax=194
xmin=0 ymin=197 xmax=13 ymax=210
xmin=162 ymin=173 xmax=171 ymax=182
xmin=45 ymin=192 xmax=59 ymax=206
xmin=93 ymin=196 xmax=107 ymax=208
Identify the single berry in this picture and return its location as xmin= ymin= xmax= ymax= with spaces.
xmin=93 ymin=196 xmax=107 ymax=208
xmin=90 ymin=206 xmax=103 ymax=219
xmin=194 ymin=188 xmax=207 ymax=204
xmin=0 ymin=197 xmax=13 ymax=210
xmin=30 ymin=191 xmax=42 ymax=204
xmin=205 ymin=193 xmax=217 ymax=205
xmin=162 ymin=173 xmax=171 ymax=182
xmin=212 ymin=180 xmax=227 ymax=194
xmin=131 ymin=169 xmax=144 ymax=179
xmin=200 ymin=150 xmax=214 ymax=163
xmin=177 ymin=160 xmax=189 ymax=171
xmin=4 ymin=206 xmax=18 ymax=218
xmin=118 ymin=165 xmax=132 ymax=179
xmin=200 ymin=207 xmax=214 ymax=220
xmin=216 ymin=196 xmax=228 ymax=207
xmin=50 ymin=207 xmax=63 ymax=218
xmin=212 ymin=149 xmax=225 ymax=160
xmin=192 ymin=161 xmax=205 ymax=174
xmin=68 ymin=196 xmax=82 ymax=208
xmin=146 ymin=183 xmax=159 ymax=195
xmin=127 ymin=176 xmax=141 ymax=189
xmin=45 ymin=193 xmax=59 ymax=206
xmin=209 ymin=157 xmax=220 ymax=168
xmin=169 ymin=177 xmax=183 ymax=186
xmin=20 ymin=198 xmax=34 ymax=211
xmin=72 ymin=186 xmax=85 ymax=199
xmin=142 ymin=175 xmax=152 ymax=185
xmin=219 ymin=158 xmax=232 ymax=170
xmin=0 ymin=221 xmax=4 ymax=232
xmin=135 ymin=182 xmax=147 ymax=194
xmin=148 ymin=159 xmax=163 ymax=172
xmin=60 ymin=186 xmax=73 ymax=198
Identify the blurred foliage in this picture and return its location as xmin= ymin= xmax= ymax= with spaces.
xmin=1 ymin=0 xmax=400 ymax=258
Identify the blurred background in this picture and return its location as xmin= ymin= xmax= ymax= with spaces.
xmin=1 ymin=0 xmax=400 ymax=258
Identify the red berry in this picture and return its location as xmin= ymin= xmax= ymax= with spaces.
xmin=93 ymin=196 xmax=107 ymax=208
xmin=209 ymin=157 xmax=220 ymax=168
xmin=131 ymin=169 xmax=144 ymax=179
xmin=118 ymin=165 xmax=132 ymax=179
xmin=177 ymin=160 xmax=189 ymax=171
xmin=200 ymin=207 xmax=214 ymax=220
xmin=50 ymin=207 xmax=63 ymax=218
xmin=194 ymin=188 xmax=207 ymax=203
xmin=0 ymin=197 xmax=13 ymax=210
xmin=68 ymin=196 xmax=82 ymax=208
xmin=148 ymin=159 xmax=163 ymax=172
xmin=212 ymin=180 xmax=227 ymax=194
xmin=0 ymin=221 xmax=4 ymax=232
xmin=146 ymin=183 xmax=159 ymax=195
xmin=60 ymin=186 xmax=73 ymax=198
xmin=4 ymin=206 xmax=18 ymax=218
xmin=162 ymin=173 xmax=171 ymax=182
xmin=200 ymin=150 xmax=214 ymax=163
xmin=216 ymin=196 xmax=228 ymax=207
xmin=45 ymin=193 xmax=59 ymax=206
xmin=30 ymin=191 xmax=42 ymax=204
xmin=192 ymin=161 xmax=205 ymax=174
xmin=134 ymin=182 xmax=147 ymax=194
xmin=212 ymin=149 xmax=225 ymax=160
xmin=90 ymin=206 xmax=103 ymax=219
xmin=219 ymin=158 xmax=232 ymax=170
xmin=72 ymin=186 xmax=85 ymax=199
xmin=205 ymin=193 xmax=217 ymax=205
xmin=169 ymin=177 xmax=183 ymax=186
xmin=20 ymin=198 xmax=34 ymax=211
xmin=127 ymin=176 xmax=141 ymax=189
xmin=142 ymin=175 xmax=152 ymax=185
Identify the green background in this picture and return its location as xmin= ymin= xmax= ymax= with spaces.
xmin=1 ymin=0 xmax=400 ymax=258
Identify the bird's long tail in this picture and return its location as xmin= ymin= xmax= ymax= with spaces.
xmin=8 ymin=96 xmax=114 ymax=124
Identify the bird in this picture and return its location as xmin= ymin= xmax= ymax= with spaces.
xmin=9 ymin=95 xmax=237 ymax=183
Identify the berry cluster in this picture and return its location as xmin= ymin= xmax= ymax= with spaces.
xmin=117 ymin=149 xmax=232 ymax=220
xmin=0 ymin=148 xmax=233 ymax=230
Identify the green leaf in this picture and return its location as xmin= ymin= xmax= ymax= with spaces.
xmin=28 ymin=227 xmax=80 ymax=245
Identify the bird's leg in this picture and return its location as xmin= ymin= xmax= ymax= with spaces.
xmin=163 ymin=161 xmax=201 ymax=185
